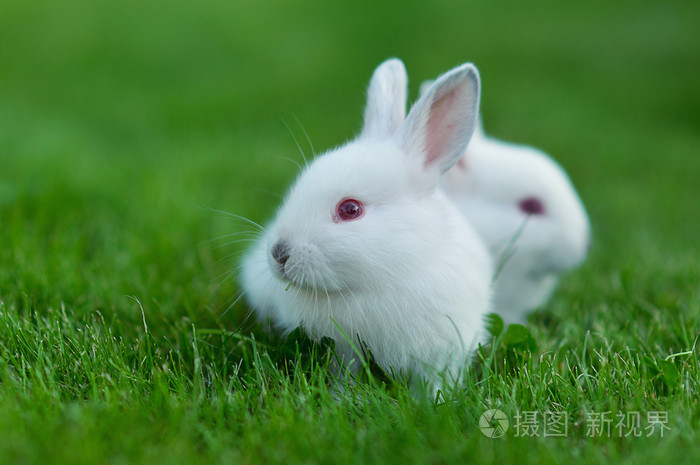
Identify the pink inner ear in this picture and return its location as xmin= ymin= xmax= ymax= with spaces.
xmin=424 ymin=88 xmax=459 ymax=168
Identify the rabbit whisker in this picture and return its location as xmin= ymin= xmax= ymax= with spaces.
xmin=292 ymin=113 xmax=316 ymax=160
xmin=280 ymin=116 xmax=308 ymax=168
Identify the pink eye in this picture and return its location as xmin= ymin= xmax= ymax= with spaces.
xmin=335 ymin=198 xmax=364 ymax=222
xmin=519 ymin=197 xmax=545 ymax=215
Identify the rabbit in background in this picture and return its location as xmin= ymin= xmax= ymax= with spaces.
xmin=240 ymin=59 xmax=493 ymax=390
xmin=417 ymin=80 xmax=591 ymax=324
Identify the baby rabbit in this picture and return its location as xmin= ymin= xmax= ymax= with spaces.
xmin=418 ymin=80 xmax=590 ymax=323
xmin=440 ymin=122 xmax=590 ymax=324
xmin=240 ymin=59 xmax=492 ymax=388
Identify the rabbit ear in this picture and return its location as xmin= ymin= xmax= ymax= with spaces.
xmin=418 ymin=79 xmax=434 ymax=98
xmin=396 ymin=63 xmax=480 ymax=176
xmin=361 ymin=58 xmax=408 ymax=138
xmin=421 ymin=78 xmax=485 ymax=142
xmin=473 ymin=116 xmax=486 ymax=140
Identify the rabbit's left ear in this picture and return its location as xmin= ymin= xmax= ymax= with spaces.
xmin=361 ymin=58 xmax=408 ymax=138
xmin=397 ymin=63 xmax=481 ymax=176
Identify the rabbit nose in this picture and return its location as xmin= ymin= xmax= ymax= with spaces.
xmin=271 ymin=240 xmax=291 ymax=266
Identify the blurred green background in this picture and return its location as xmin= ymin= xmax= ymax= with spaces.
xmin=1 ymin=0 xmax=698 ymax=329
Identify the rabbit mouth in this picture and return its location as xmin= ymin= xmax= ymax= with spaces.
xmin=269 ymin=240 xmax=341 ymax=292
xmin=276 ymin=262 xmax=325 ymax=292
xmin=273 ymin=258 xmax=351 ymax=295
xmin=268 ymin=250 xmax=315 ymax=290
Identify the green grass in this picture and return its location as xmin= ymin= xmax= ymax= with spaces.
xmin=1 ymin=0 xmax=699 ymax=463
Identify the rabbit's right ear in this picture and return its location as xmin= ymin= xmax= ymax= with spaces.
xmin=397 ymin=63 xmax=480 ymax=177
xmin=361 ymin=58 xmax=408 ymax=139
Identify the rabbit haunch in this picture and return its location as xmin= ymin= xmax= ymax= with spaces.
xmin=240 ymin=59 xmax=492 ymax=385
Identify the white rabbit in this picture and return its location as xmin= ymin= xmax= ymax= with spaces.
xmin=440 ymin=124 xmax=590 ymax=324
xmin=240 ymin=59 xmax=492 ymax=389
xmin=417 ymin=81 xmax=591 ymax=323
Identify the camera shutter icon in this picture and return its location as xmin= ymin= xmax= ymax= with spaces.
xmin=479 ymin=409 xmax=509 ymax=438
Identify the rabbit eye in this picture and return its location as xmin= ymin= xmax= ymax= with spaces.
xmin=335 ymin=198 xmax=364 ymax=222
xmin=519 ymin=197 xmax=545 ymax=215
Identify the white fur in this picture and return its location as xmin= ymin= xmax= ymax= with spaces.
xmin=441 ymin=128 xmax=590 ymax=323
xmin=241 ymin=59 xmax=492 ymax=388
xmin=361 ymin=58 xmax=407 ymax=138
xmin=416 ymin=79 xmax=591 ymax=323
